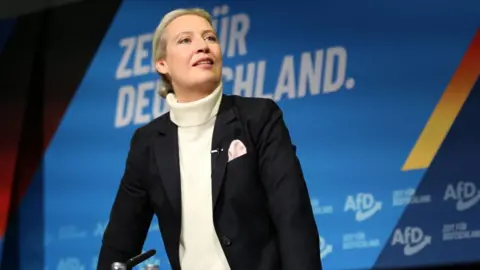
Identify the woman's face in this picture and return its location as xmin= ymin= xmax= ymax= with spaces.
xmin=156 ymin=14 xmax=222 ymax=96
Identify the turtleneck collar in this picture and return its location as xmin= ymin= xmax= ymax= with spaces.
xmin=166 ymin=83 xmax=223 ymax=127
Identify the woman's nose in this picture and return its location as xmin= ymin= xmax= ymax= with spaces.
xmin=194 ymin=38 xmax=210 ymax=53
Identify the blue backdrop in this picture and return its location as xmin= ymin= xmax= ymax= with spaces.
xmin=14 ymin=0 xmax=480 ymax=269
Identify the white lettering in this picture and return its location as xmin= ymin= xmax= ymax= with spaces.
xmin=134 ymin=81 xmax=155 ymax=124
xmin=298 ymin=50 xmax=323 ymax=97
xmin=116 ymin=34 xmax=157 ymax=79
xmin=274 ymin=55 xmax=296 ymax=101
xmin=222 ymin=66 xmax=234 ymax=82
xmin=254 ymin=60 xmax=269 ymax=98
xmin=323 ymin=46 xmax=347 ymax=93
xmin=270 ymin=47 xmax=354 ymax=102
xmin=212 ymin=5 xmax=249 ymax=58
xmin=115 ymin=86 xmax=135 ymax=128
xmin=227 ymin=14 xmax=249 ymax=57
xmin=114 ymin=79 xmax=169 ymax=128
xmin=212 ymin=5 xmax=230 ymax=54
xmin=116 ymin=37 xmax=135 ymax=79
xmin=134 ymin=34 xmax=153 ymax=76
xmin=233 ymin=62 xmax=255 ymax=97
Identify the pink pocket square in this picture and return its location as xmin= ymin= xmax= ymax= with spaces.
xmin=228 ymin=139 xmax=247 ymax=162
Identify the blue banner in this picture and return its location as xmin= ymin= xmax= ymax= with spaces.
xmin=34 ymin=0 xmax=480 ymax=269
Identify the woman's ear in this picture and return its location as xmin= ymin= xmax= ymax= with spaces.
xmin=155 ymin=59 xmax=168 ymax=75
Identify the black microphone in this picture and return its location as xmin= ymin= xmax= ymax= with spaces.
xmin=125 ymin=249 xmax=156 ymax=268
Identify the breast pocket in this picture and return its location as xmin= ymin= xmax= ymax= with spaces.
xmin=226 ymin=140 xmax=254 ymax=171
xmin=227 ymin=151 xmax=249 ymax=165
xmin=224 ymin=135 xmax=259 ymax=190
xmin=223 ymin=150 xmax=266 ymax=209
xmin=225 ymin=152 xmax=257 ymax=184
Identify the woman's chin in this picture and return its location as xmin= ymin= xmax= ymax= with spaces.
xmin=190 ymin=75 xmax=221 ymax=87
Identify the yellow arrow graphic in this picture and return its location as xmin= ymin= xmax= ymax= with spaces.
xmin=402 ymin=30 xmax=480 ymax=171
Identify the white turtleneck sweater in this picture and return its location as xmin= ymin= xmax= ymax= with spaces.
xmin=165 ymin=84 xmax=230 ymax=270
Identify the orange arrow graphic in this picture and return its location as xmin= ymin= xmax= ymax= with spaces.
xmin=402 ymin=29 xmax=480 ymax=171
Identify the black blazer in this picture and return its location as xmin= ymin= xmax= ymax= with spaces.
xmin=98 ymin=95 xmax=321 ymax=270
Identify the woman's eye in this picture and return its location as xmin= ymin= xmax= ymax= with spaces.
xmin=178 ymin=38 xmax=191 ymax=44
xmin=206 ymin=36 xmax=217 ymax=42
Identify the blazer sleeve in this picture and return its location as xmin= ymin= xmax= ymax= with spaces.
xmin=255 ymin=99 xmax=322 ymax=270
xmin=97 ymin=128 xmax=154 ymax=270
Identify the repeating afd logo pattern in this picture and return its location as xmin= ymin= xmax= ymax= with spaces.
xmin=344 ymin=193 xmax=382 ymax=222
xmin=44 ymin=180 xmax=480 ymax=268
xmin=444 ymin=182 xmax=480 ymax=211
xmin=391 ymin=227 xmax=431 ymax=256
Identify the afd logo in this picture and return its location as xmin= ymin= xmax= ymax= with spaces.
xmin=391 ymin=227 xmax=431 ymax=256
xmin=319 ymin=236 xmax=333 ymax=259
xmin=444 ymin=182 xmax=480 ymax=211
xmin=344 ymin=193 xmax=382 ymax=221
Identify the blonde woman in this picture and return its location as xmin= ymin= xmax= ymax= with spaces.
xmin=98 ymin=8 xmax=321 ymax=270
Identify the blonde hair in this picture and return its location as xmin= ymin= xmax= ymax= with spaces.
xmin=152 ymin=8 xmax=213 ymax=98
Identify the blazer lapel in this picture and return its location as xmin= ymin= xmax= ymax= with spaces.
xmin=152 ymin=116 xmax=182 ymax=219
xmin=151 ymin=96 xmax=237 ymax=216
xmin=211 ymin=95 xmax=237 ymax=209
